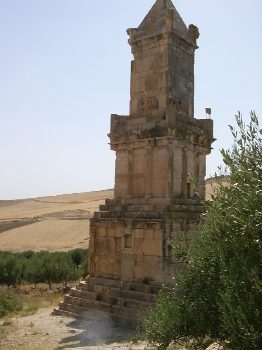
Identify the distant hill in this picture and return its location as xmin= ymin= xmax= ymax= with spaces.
xmin=0 ymin=179 xmax=227 ymax=252
xmin=0 ymin=190 xmax=113 ymax=252
xmin=205 ymin=176 xmax=230 ymax=201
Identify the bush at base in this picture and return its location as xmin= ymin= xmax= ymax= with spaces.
xmin=140 ymin=113 xmax=262 ymax=350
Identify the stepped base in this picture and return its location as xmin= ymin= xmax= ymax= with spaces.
xmin=54 ymin=276 xmax=161 ymax=326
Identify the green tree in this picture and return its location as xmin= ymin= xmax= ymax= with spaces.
xmin=0 ymin=254 xmax=22 ymax=287
xmin=0 ymin=250 xmax=87 ymax=287
xmin=140 ymin=112 xmax=262 ymax=350
xmin=25 ymin=251 xmax=82 ymax=288
xmin=70 ymin=248 xmax=87 ymax=269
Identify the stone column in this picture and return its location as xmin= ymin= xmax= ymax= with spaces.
xmin=128 ymin=149 xmax=134 ymax=197
xmin=88 ymin=221 xmax=96 ymax=277
xmin=198 ymin=153 xmax=206 ymax=199
xmin=182 ymin=146 xmax=188 ymax=199
xmin=195 ymin=149 xmax=200 ymax=197
xmin=187 ymin=147 xmax=195 ymax=199
xmin=145 ymin=145 xmax=153 ymax=198
xmin=166 ymin=143 xmax=174 ymax=197
xmin=172 ymin=144 xmax=183 ymax=197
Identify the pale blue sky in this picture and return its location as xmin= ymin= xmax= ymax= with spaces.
xmin=0 ymin=0 xmax=261 ymax=200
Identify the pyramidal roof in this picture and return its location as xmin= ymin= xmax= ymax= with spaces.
xmin=138 ymin=0 xmax=188 ymax=38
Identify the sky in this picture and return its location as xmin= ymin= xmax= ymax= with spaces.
xmin=0 ymin=0 xmax=261 ymax=200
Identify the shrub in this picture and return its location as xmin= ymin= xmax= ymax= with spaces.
xmin=0 ymin=249 xmax=89 ymax=288
xmin=0 ymin=290 xmax=22 ymax=318
xmin=0 ymin=254 xmax=23 ymax=287
xmin=140 ymin=112 xmax=262 ymax=350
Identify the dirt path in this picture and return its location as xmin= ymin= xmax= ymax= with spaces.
xmin=0 ymin=308 xmax=152 ymax=350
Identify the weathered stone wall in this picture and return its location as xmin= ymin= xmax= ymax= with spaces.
xmin=89 ymin=219 xmax=164 ymax=282
xmin=56 ymin=0 xmax=214 ymax=321
xmin=114 ymin=140 xmax=209 ymax=201
xmin=96 ymin=0 xmax=214 ymax=285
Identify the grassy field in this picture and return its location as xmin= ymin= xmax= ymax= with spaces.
xmin=0 ymin=190 xmax=113 ymax=252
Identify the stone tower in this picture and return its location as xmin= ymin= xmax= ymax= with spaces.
xmin=55 ymin=0 xmax=214 ymax=322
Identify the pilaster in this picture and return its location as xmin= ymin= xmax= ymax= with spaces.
xmin=128 ymin=149 xmax=134 ymax=197
xmin=145 ymin=145 xmax=153 ymax=198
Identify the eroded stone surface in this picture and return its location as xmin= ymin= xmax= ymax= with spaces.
xmin=57 ymin=0 xmax=214 ymax=322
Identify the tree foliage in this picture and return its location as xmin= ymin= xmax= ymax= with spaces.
xmin=0 ymin=249 xmax=88 ymax=288
xmin=140 ymin=112 xmax=262 ymax=350
xmin=0 ymin=290 xmax=22 ymax=318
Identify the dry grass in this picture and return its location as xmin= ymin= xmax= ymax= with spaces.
xmin=0 ymin=190 xmax=113 ymax=221
xmin=0 ymin=285 xmax=64 ymax=319
xmin=0 ymin=190 xmax=113 ymax=252
xmin=0 ymin=286 xmax=66 ymax=350
xmin=205 ymin=179 xmax=230 ymax=201
xmin=0 ymin=183 xmax=223 ymax=253
xmin=16 ymin=293 xmax=63 ymax=318
xmin=0 ymin=220 xmax=90 ymax=252
xmin=0 ymin=326 xmax=11 ymax=348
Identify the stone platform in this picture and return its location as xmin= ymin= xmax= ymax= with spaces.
xmin=53 ymin=276 xmax=161 ymax=325
xmin=54 ymin=198 xmax=203 ymax=324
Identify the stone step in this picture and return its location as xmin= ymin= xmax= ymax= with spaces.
xmin=99 ymin=205 xmax=110 ymax=211
xmin=53 ymin=306 xmax=136 ymax=328
xmin=96 ymin=209 xmax=202 ymax=221
xmin=75 ymin=279 xmax=99 ymax=292
xmin=123 ymin=289 xmax=156 ymax=303
xmin=126 ymin=211 xmax=162 ymax=219
xmin=58 ymin=301 xmax=139 ymax=325
xmin=75 ymin=281 xmax=90 ymax=291
xmin=123 ymin=298 xmax=154 ymax=310
xmin=64 ymin=290 xmax=153 ymax=311
xmin=91 ymin=278 xmax=161 ymax=295
xmin=75 ymin=278 xmax=161 ymax=297
xmin=94 ymin=211 xmax=162 ymax=219
xmin=84 ymin=277 xmax=161 ymax=294
xmin=58 ymin=302 xmax=88 ymax=315
xmin=70 ymin=286 xmax=157 ymax=307
xmin=111 ymin=304 xmax=139 ymax=320
xmin=55 ymin=278 xmax=160 ymax=323
xmin=93 ymin=277 xmax=123 ymax=289
xmin=164 ymin=211 xmax=203 ymax=219
xmin=124 ymin=282 xmax=161 ymax=294
xmin=104 ymin=197 xmax=202 ymax=207
xmin=165 ymin=204 xmax=203 ymax=212
xmin=105 ymin=198 xmax=169 ymax=206
xmin=64 ymin=295 xmax=92 ymax=307
xmin=65 ymin=293 xmax=153 ymax=312
xmin=70 ymin=287 xmax=96 ymax=300
xmin=110 ymin=288 xmax=156 ymax=303
xmin=127 ymin=204 xmax=165 ymax=212
xmin=59 ymin=300 xmax=111 ymax=316
xmin=52 ymin=308 xmax=78 ymax=318
xmin=100 ymin=204 xmax=166 ymax=213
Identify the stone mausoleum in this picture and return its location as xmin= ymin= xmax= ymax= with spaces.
xmin=55 ymin=0 xmax=214 ymax=322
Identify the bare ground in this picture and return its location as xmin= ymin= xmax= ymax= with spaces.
xmin=0 ymin=307 xmax=152 ymax=350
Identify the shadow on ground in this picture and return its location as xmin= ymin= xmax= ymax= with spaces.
xmin=55 ymin=311 xmax=134 ymax=349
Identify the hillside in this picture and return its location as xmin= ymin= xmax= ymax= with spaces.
xmin=0 ymin=190 xmax=113 ymax=252
xmin=0 ymin=180 xmax=224 ymax=253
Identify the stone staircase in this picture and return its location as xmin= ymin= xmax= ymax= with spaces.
xmin=53 ymin=276 xmax=161 ymax=325
xmin=96 ymin=198 xmax=204 ymax=220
